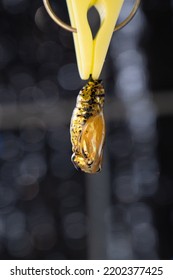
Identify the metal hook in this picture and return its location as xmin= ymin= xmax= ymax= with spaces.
xmin=43 ymin=0 xmax=141 ymax=33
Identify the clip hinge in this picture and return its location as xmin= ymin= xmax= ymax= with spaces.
xmin=66 ymin=0 xmax=124 ymax=80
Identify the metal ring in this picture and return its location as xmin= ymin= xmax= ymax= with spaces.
xmin=43 ymin=0 xmax=141 ymax=33
xmin=114 ymin=0 xmax=141 ymax=32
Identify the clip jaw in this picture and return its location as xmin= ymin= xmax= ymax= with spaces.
xmin=66 ymin=0 xmax=124 ymax=80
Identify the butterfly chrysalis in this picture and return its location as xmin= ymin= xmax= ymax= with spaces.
xmin=70 ymin=76 xmax=105 ymax=173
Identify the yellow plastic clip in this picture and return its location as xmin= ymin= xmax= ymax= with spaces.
xmin=66 ymin=0 xmax=124 ymax=80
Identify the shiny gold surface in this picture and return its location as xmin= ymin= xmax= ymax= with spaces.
xmin=70 ymin=78 xmax=105 ymax=173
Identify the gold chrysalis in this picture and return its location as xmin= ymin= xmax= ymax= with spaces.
xmin=70 ymin=76 xmax=105 ymax=173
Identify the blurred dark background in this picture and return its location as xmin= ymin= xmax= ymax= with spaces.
xmin=0 ymin=0 xmax=173 ymax=260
